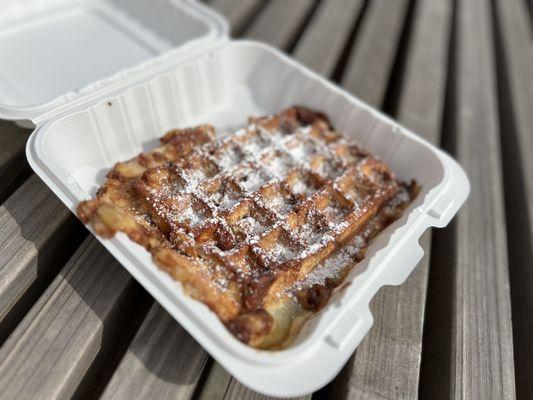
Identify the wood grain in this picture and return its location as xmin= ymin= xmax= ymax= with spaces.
xmin=244 ymin=0 xmax=315 ymax=50
xmin=421 ymin=0 xmax=516 ymax=397
xmin=293 ymin=0 xmax=364 ymax=76
xmin=0 ymin=175 xmax=82 ymax=343
xmin=0 ymin=238 xmax=136 ymax=400
xmin=209 ymin=0 xmax=264 ymax=36
xmin=224 ymin=380 xmax=306 ymax=400
xmin=341 ymin=0 xmax=410 ymax=107
xmin=0 ymin=121 xmax=31 ymax=202
xmin=493 ymin=0 xmax=533 ymax=396
xmin=99 ymin=304 xmax=208 ymax=400
xmin=330 ymin=0 xmax=453 ymax=398
xmin=196 ymin=361 xmax=233 ymax=400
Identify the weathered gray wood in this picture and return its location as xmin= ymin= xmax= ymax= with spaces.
xmin=0 ymin=175 xmax=82 ymax=342
xmin=495 ymin=0 xmax=533 ymax=243
xmin=209 ymin=0 xmax=264 ymax=35
xmin=341 ymin=0 xmax=410 ymax=107
xmin=100 ymin=304 xmax=208 ymax=400
xmin=196 ymin=361 xmax=233 ymax=400
xmin=244 ymin=0 xmax=315 ymax=49
xmin=421 ymin=0 xmax=516 ymax=398
xmin=224 ymin=380 xmax=305 ymax=400
xmin=0 ymin=121 xmax=30 ymax=202
xmin=330 ymin=0 xmax=453 ymax=398
xmin=293 ymin=0 xmax=364 ymax=76
xmin=0 ymin=237 xmax=136 ymax=400
xmin=0 ymin=121 xmax=26 ymax=169
xmin=493 ymin=0 xmax=533 ymax=396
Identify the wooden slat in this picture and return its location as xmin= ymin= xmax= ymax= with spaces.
xmin=493 ymin=0 xmax=533 ymax=396
xmin=196 ymin=361 xmax=232 ymax=400
xmin=293 ymin=0 xmax=364 ymax=76
xmin=495 ymin=0 xmax=533 ymax=244
xmin=0 ymin=237 xmax=139 ymax=400
xmin=420 ymin=0 xmax=516 ymax=397
xmin=341 ymin=0 xmax=410 ymax=107
xmin=0 ymin=121 xmax=30 ymax=203
xmin=244 ymin=0 xmax=315 ymax=49
xmin=99 ymin=305 xmax=208 ymax=400
xmin=224 ymin=380 xmax=304 ymax=400
xmin=209 ymin=0 xmax=264 ymax=35
xmin=0 ymin=175 xmax=82 ymax=343
xmin=329 ymin=0 xmax=453 ymax=398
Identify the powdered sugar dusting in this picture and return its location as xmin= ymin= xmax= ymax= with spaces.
xmin=265 ymin=193 xmax=293 ymax=215
xmin=235 ymin=216 xmax=264 ymax=237
xmin=179 ymin=202 xmax=204 ymax=226
xmin=236 ymin=164 xmax=269 ymax=193
xmin=135 ymin=111 xmax=411 ymax=308
xmin=291 ymin=180 xmax=311 ymax=196
xmin=292 ymin=234 xmax=365 ymax=292
xmin=267 ymin=240 xmax=299 ymax=263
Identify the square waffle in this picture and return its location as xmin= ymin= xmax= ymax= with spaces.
xmin=77 ymin=106 xmax=418 ymax=349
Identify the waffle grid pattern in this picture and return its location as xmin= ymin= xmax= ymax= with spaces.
xmin=131 ymin=114 xmax=399 ymax=310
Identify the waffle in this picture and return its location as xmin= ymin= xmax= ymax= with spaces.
xmin=77 ymin=106 xmax=418 ymax=349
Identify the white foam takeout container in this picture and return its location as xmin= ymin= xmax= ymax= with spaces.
xmin=0 ymin=0 xmax=470 ymax=397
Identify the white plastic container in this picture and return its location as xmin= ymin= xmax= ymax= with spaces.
xmin=0 ymin=1 xmax=469 ymax=397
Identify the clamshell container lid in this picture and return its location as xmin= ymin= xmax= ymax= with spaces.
xmin=0 ymin=0 xmax=228 ymax=125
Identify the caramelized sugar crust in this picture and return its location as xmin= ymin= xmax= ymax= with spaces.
xmin=77 ymin=106 xmax=418 ymax=349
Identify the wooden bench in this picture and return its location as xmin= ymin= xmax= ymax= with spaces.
xmin=0 ymin=0 xmax=530 ymax=398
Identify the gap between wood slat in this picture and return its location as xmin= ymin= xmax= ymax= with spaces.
xmin=329 ymin=0 xmax=370 ymax=83
xmin=0 ymin=175 xmax=86 ymax=345
xmin=418 ymin=1 xmax=458 ymax=397
xmin=242 ymin=0 xmax=317 ymax=50
xmin=381 ymin=0 xmax=419 ymax=115
xmin=194 ymin=359 xmax=232 ymax=400
xmin=0 ymin=121 xmax=32 ymax=204
xmin=491 ymin=0 xmax=533 ymax=397
xmin=420 ymin=0 xmax=516 ymax=397
xmin=340 ymin=0 xmax=411 ymax=107
xmin=293 ymin=0 xmax=366 ymax=77
xmin=323 ymin=0 xmax=452 ymax=398
xmin=97 ymin=304 xmax=206 ymax=400
xmin=284 ymin=0 xmax=321 ymax=54
xmin=72 ymin=283 xmax=152 ymax=400
xmin=523 ymin=0 xmax=533 ymax=33
xmin=209 ymin=0 xmax=266 ymax=36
